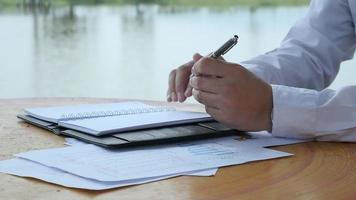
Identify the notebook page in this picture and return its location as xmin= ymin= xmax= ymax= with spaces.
xmin=59 ymin=111 xmax=212 ymax=136
xmin=24 ymin=102 xmax=154 ymax=123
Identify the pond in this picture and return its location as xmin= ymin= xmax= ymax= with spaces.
xmin=0 ymin=4 xmax=355 ymax=101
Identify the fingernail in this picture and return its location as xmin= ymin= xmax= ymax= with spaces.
xmin=184 ymin=87 xmax=192 ymax=97
xmin=167 ymin=94 xmax=172 ymax=102
xmin=178 ymin=93 xmax=184 ymax=102
xmin=171 ymin=92 xmax=177 ymax=102
xmin=184 ymin=90 xmax=189 ymax=97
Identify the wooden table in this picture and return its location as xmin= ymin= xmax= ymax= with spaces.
xmin=1 ymin=98 xmax=356 ymax=200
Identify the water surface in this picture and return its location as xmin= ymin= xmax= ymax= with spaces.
xmin=0 ymin=5 xmax=354 ymax=101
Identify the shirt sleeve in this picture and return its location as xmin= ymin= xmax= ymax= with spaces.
xmin=272 ymin=85 xmax=356 ymax=142
xmin=240 ymin=0 xmax=356 ymax=141
xmin=242 ymin=0 xmax=356 ymax=90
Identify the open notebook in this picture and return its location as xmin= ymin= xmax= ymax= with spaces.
xmin=23 ymin=102 xmax=213 ymax=136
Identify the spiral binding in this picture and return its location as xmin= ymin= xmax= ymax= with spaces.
xmin=59 ymin=106 xmax=176 ymax=121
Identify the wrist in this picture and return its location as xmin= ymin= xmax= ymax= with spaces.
xmin=261 ymin=84 xmax=273 ymax=132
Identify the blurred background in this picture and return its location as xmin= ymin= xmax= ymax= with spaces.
xmin=0 ymin=0 xmax=355 ymax=102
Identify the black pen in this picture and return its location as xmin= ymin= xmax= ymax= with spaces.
xmin=210 ymin=35 xmax=239 ymax=59
xmin=174 ymin=35 xmax=239 ymax=102
xmin=190 ymin=35 xmax=239 ymax=78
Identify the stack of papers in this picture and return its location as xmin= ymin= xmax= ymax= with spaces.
xmin=0 ymin=132 xmax=308 ymax=190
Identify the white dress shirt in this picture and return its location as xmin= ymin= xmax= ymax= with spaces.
xmin=242 ymin=0 xmax=356 ymax=142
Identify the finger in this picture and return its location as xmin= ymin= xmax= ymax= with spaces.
xmin=189 ymin=75 xmax=223 ymax=94
xmin=192 ymin=88 xmax=219 ymax=109
xmin=205 ymin=106 xmax=224 ymax=122
xmin=202 ymin=53 xmax=225 ymax=76
xmin=192 ymin=57 xmax=230 ymax=77
xmin=185 ymin=54 xmax=202 ymax=98
xmin=184 ymin=84 xmax=193 ymax=98
xmin=192 ymin=53 xmax=215 ymax=77
xmin=206 ymin=51 xmax=225 ymax=61
xmin=193 ymin=53 xmax=203 ymax=63
xmin=205 ymin=106 xmax=220 ymax=116
xmin=184 ymin=74 xmax=194 ymax=98
xmin=167 ymin=69 xmax=177 ymax=102
xmin=175 ymin=61 xmax=194 ymax=102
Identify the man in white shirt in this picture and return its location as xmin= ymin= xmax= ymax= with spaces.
xmin=166 ymin=0 xmax=356 ymax=142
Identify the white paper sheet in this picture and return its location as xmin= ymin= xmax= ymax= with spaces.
xmin=25 ymin=102 xmax=152 ymax=123
xmin=17 ymin=142 xmax=291 ymax=182
xmin=182 ymin=131 xmax=310 ymax=149
xmin=187 ymin=168 xmax=218 ymax=176
xmin=63 ymin=137 xmax=219 ymax=177
xmin=63 ymin=131 xmax=307 ymax=178
xmin=0 ymin=134 xmax=307 ymax=190
xmin=0 ymin=158 xmax=216 ymax=190
xmin=61 ymin=110 xmax=211 ymax=136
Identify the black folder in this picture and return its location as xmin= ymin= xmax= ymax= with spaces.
xmin=18 ymin=114 xmax=240 ymax=148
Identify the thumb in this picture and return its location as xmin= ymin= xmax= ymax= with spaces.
xmin=193 ymin=53 xmax=203 ymax=63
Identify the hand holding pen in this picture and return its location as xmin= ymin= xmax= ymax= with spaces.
xmin=167 ymin=35 xmax=238 ymax=103
xmin=186 ymin=35 xmax=239 ymax=94
xmin=167 ymin=34 xmax=274 ymax=132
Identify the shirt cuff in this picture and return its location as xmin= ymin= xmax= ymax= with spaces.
xmin=271 ymin=85 xmax=319 ymax=139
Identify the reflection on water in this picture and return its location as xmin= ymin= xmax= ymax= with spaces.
xmin=0 ymin=4 xmax=354 ymax=100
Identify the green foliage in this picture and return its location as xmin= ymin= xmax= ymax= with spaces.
xmin=140 ymin=0 xmax=309 ymax=6
xmin=0 ymin=0 xmax=309 ymax=7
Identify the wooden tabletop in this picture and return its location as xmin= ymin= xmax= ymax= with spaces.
xmin=1 ymin=98 xmax=356 ymax=200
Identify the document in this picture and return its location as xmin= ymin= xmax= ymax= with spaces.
xmin=64 ymin=137 xmax=218 ymax=177
xmin=191 ymin=131 xmax=311 ymax=148
xmin=0 ymin=133 xmax=307 ymax=190
xmin=17 ymin=142 xmax=291 ymax=182
xmin=0 ymin=158 xmax=217 ymax=190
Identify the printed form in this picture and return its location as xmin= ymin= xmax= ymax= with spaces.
xmin=16 ymin=140 xmax=291 ymax=182
xmin=0 ymin=132 xmax=307 ymax=190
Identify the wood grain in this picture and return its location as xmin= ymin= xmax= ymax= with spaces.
xmin=0 ymin=98 xmax=356 ymax=200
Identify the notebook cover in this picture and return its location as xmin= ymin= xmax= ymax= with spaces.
xmin=17 ymin=115 xmax=239 ymax=148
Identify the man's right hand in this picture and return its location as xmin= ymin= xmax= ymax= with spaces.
xmin=167 ymin=53 xmax=203 ymax=102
